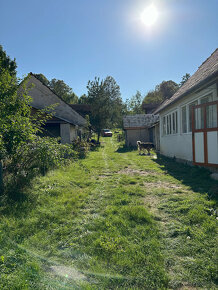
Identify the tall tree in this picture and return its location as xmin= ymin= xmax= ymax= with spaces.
xmin=49 ymin=78 xmax=78 ymax=104
xmin=125 ymin=91 xmax=144 ymax=114
xmin=180 ymin=73 xmax=190 ymax=87
xmin=86 ymin=76 xmax=122 ymax=141
xmin=78 ymin=94 xmax=88 ymax=104
xmin=143 ymin=80 xmax=179 ymax=105
xmin=0 ymin=45 xmax=17 ymax=77
xmin=34 ymin=73 xmax=50 ymax=86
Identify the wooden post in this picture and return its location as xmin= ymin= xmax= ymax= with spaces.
xmin=0 ymin=160 xmax=4 ymax=195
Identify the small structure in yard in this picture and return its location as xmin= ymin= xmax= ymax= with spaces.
xmin=22 ymin=73 xmax=87 ymax=144
xmin=123 ymin=114 xmax=159 ymax=147
xmin=154 ymin=48 xmax=218 ymax=168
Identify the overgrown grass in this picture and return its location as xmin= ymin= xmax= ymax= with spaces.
xmin=0 ymin=134 xmax=217 ymax=289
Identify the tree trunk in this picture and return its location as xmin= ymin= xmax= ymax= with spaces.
xmin=0 ymin=160 xmax=4 ymax=195
xmin=97 ymin=132 xmax=100 ymax=143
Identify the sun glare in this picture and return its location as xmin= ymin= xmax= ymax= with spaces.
xmin=141 ymin=4 xmax=158 ymax=27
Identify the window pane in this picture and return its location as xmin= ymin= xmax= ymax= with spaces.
xmin=206 ymin=104 xmax=217 ymax=128
xmin=182 ymin=106 xmax=187 ymax=133
xmin=169 ymin=114 xmax=172 ymax=134
xmin=194 ymin=107 xmax=204 ymax=130
xmin=189 ymin=101 xmax=198 ymax=132
xmin=175 ymin=111 xmax=178 ymax=133
xmin=163 ymin=116 xmax=166 ymax=135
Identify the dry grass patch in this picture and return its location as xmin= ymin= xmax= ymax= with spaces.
xmin=117 ymin=167 xmax=157 ymax=176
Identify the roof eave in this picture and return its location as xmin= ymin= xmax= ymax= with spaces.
xmin=155 ymin=71 xmax=218 ymax=114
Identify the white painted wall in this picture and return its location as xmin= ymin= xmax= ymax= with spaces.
xmin=159 ymin=82 xmax=218 ymax=162
xmin=207 ymin=131 xmax=218 ymax=164
xmin=26 ymin=75 xmax=86 ymax=127
xmin=60 ymin=124 xmax=77 ymax=144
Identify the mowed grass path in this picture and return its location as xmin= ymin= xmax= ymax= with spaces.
xmin=0 ymin=135 xmax=217 ymax=289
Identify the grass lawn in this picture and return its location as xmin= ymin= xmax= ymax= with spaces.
xmin=0 ymin=134 xmax=217 ymax=289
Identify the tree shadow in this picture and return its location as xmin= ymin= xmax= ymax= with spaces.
xmin=154 ymin=154 xmax=218 ymax=202
xmin=116 ymin=145 xmax=137 ymax=153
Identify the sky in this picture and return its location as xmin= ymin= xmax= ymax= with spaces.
xmin=0 ymin=0 xmax=218 ymax=101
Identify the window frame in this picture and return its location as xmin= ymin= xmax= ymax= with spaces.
xmin=180 ymin=92 xmax=214 ymax=134
xmin=162 ymin=109 xmax=178 ymax=136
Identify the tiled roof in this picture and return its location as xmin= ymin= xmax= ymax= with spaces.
xmin=154 ymin=48 xmax=218 ymax=114
xmin=123 ymin=114 xmax=159 ymax=129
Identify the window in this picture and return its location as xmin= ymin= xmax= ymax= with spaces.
xmin=162 ymin=116 xmax=166 ymax=135
xmin=188 ymin=100 xmax=198 ymax=132
xmin=172 ymin=111 xmax=178 ymax=134
xmin=163 ymin=110 xmax=178 ymax=135
xmin=181 ymin=106 xmax=187 ymax=133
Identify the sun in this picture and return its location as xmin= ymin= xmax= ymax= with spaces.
xmin=141 ymin=4 xmax=158 ymax=27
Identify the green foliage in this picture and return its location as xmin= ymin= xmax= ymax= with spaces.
xmin=34 ymin=73 xmax=79 ymax=104
xmin=72 ymin=138 xmax=90 ymax=158
xmin=49 ymin=78 xmax=79 ymax=104
xmin=125 ymin=90 xmax=144 ymax=114
xmin=143 ymin=80 xmax=179 ymax=105
xmin=34 ymin=73 xmax=50 ymax=86
xmin=0 ymin=45 xmax=17 ymax=76
xmin=180 ymin=73 xmax=191 ymax=87
xmin=78 ymin=93 xmax=88 ymax=104
xmin=86 ymin=76 xmax=123 ymax=139
xmin=4 ymin=137 xmax=78 ymax=195
xmin=0 ymin=73 xmax=36 ymax=156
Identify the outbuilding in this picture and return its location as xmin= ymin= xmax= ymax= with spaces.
xmin=123 ymin=114 xmax=159 ymax=147
xmin=23 ymin=73 xmax=87 ymax=144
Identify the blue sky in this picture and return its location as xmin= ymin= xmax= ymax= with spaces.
xmin=1 ymin=0 xmax=218 ymax=100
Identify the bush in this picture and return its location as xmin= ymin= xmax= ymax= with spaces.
xmin=4 ymin=137 xmax=78 ymax=196
xmin=71 ymin=138 xmax=90 ymax=158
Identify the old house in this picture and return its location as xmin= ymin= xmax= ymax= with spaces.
xmin=123 ymin=114 xmax=159 ymax=147
xmin=154 ymin=48 xmax=218 ymax=168
xmin=24 ymin=73 xmax=87 ymax=144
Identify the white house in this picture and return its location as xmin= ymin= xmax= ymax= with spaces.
xmin=22 ymin=73 xmax=87 ymax=144
xmin=154 ymin=48 xmax=218 ymax=168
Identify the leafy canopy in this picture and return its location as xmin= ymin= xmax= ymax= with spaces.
xmin=86 ymin=76 xmax=122 ymax=139
xmin=143 ymin=80 xmax=179 ymax=105
xmin=125 ymin=91 xmax=144 ymax=115
xmin=34 ymin=73 xmax=79 ymax=104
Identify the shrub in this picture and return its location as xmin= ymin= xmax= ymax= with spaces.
xmin=4 ymin=137 xmax=77 ymax=196
xmin=71 ymin=138 xmax=90 ymax=158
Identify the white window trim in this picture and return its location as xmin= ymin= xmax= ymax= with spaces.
xmin=162 ymin=109 xmax=178 ymax=136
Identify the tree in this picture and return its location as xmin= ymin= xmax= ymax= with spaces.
xmin=49 ymin=78 xmax=78 ymax=104
xmin=180 ymin=73 xmax=190 ymax=87
xmin=125 ymin=91 xmax=144 ymax=114
xmin=0 ymin=48 xmax=50 ymax=194
xmin=86 ymin=76 xmax=122 ymax=141
xmin=34 ymin=73 xmax=50 ymax=86
xmin=0 ymin=45 xmax=17 ymax=77
xmin=34 ymin=74 xmax=79 ymax=104
xmin=159 ymin=80 xmax=179 ymax=100
xmin=78 ymin=94 xmax=88 ymax=104
xmin=143 ymin=80 xmax=179 ymax=105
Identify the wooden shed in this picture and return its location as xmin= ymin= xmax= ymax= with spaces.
xmin=123 ymin=114 xmax=159 ymax=147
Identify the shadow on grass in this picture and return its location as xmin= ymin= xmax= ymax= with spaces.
xmin=154 ymin=154 xmax=218 ymax=202
xmin=116 ymin=145 xmax=137 ymax=153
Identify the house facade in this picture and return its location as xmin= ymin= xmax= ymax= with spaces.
xmin=24 ymin=73 xmax=87 ymax=144
xmin=154 ymin=49 xmax=218 ymax=168
xmin=123 ymin=114 xmax=159 ymax=147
